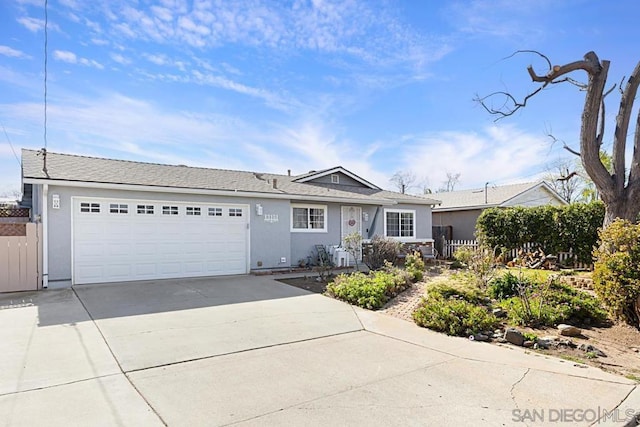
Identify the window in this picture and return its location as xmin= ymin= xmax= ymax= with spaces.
xmin=208 ymin=207 xmax=223 ymax=216
xmin=331 ymin=174 xmax=340 ymax=184
xmin=384 ymin=209 xmax=415 ymax=239
xmin=291 ymin=204 xmax=327 ymax=232
xmin=162 ymin=205 xmax=179 ymax=215
xmin=229 ymin=208 xmax=242 ymax=217
xmin=186 ymin=206 xmax=201 ymax=216
xmin=80 ymin=202 xmax=100 ymax=213
xmin=137 ymin=204 xmax=154 ymax=214
xmin=109 ymin=203 xmax=128 ymax=214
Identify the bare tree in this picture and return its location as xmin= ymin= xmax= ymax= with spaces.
xmin=477 ymin=51 xmax=640 ymax=226
xmin=544 ymin=159 xmax=581 ymax=203
xmin=390 ymin=171 xmax=416 ymax=194
xmin=438 ymin=172 xmax=461 ymax=192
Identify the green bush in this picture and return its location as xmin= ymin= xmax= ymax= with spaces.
xmin=425 ymin=273 xmax=486 ymax=304
xmin=405 ymin=251 xmax=425 ymax=282
xmin=593 ymin=219 xmax=640 ymax=325
xmin=326 ymin=269 xmax=411 ymax=310
xmin=488 ymin=272 xmax=532 ymax=300
xmin=498 ymin=280 xmax=607 ymax=327
xmin=362 ymin=236 xmax=400 ymax=270
xmin=476 ymin=202 xmax=604 ymax=264
xmin=413 ymin=297 xmax=499 ymax=336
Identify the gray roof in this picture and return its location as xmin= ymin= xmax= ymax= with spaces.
xmin=431 ymin=181 xmax=561 ymax=211
xmin=22 ymin=149 xmax=439 ymax=205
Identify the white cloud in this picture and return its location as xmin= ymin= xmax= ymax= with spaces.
xmin=398 ymin=125 xmax=550 ymax=190
xmin=56 ymin=1 xmax=447 ymax=72
xmin=53 ymin=50 xmax=103 ymax=69
xmin=110 ymin=53 xmax=131 ymax=65
xmin=17 ymin=16 xmax=46 ymax=32
xmin=0 ymin=45 xmax=30 ymax=59
xmin=53 ymin=50 xmax=78 ymax=63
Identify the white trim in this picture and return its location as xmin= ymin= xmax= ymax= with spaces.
xmin=70 ymin=196 xmax=251 ymax=284
xmin=42 ymin=184 xmax=48 ymax=289
xmin=383 ymin=208 xmax=416 ymax=241
xmin=500 ymin=181 xmax=568 ymax=207
xmin=293 ymin=167 xmax=380 ymax=189
xmin=23 ymin=178 xmax=391 ymax=205
xmin=290 ymin=203 xmax=328 ymax=233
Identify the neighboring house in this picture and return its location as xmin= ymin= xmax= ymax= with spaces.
xmin=21 ymin=149 xmax=439 ymax=286
xmin=431 ymin=181 xmax=567 ymax=242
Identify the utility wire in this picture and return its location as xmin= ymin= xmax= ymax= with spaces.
xmin=1 ymin=124 xmax=21 ymax=167
xmin=43 ymin=0 xmax=48 ymax=150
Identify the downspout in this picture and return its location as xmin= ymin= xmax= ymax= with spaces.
xmin=42 ymin=184 xmax=48 ymax=289
xmin=367 ymin=206 xmax=380 ymax=239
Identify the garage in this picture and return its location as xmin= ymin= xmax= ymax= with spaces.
xmin=72 ymin=198 xmax=249 ymax=284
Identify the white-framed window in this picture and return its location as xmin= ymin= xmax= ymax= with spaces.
xmin=229 ymin=208 xmax=243 ymax=217
xmin=291 ymin=204 xmax=327 ymax=232
xmin=186 ymin=206 xmax=201 ymax=216
xmin=384 ymin=209 xmax=416 ymax=239
xmin=162 ymin=205 xmax=179 ymax=215
xmin=137 ymin=204 xmax=154 ymax=214
xmin=208 ymin=207 xmax=223 ymax=216
xmin=331 ymin=174 xmax=340 ymax=184
xmin=80 ymin=202 xmax=100 ymax=213
xmin=109 ymin=203 xmax=128 ymax=214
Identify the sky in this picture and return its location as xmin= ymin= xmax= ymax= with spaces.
xmin=1 ymin=0 xmax=640 ymax=197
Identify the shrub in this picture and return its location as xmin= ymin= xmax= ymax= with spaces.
xmin=362 ymin=235 xmax=400 ymax=270
xmin=453 ymin=243 xmax=496 ymax=287
xmin=405 ymin=251 xmax=425 ymax=282
xmin=413 ymin=297 xmax=499 ymax=336
xmin=498 ymin=279 xmax=607 ymax=327
xmin=488 ymin=272 xmax=533 ymax=300
xmin=425 ymin=273 xmax=486 ymax=304
xmin=325 ymin=268 xmax=411 ymax=310
xmin=475 ymin=202 xmax=604 ymax=264
xmin=593 ymin=219 xmax=640 ymax=325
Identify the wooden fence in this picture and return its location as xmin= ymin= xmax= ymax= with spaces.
xmin=441 ymin=239 xmax=592 ymax=270
xmin=0 ymin=222 xmax=42 ymax=292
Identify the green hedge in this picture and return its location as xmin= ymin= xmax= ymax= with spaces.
xmin=475 ymin=202 xmax=604 ymax=264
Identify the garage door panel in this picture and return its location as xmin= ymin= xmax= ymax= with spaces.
xmin=73 ymin=199 xmax=249 ymax=284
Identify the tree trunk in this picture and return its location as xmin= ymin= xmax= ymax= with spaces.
xmin=603 ymin=197 xmax=640 ymax=227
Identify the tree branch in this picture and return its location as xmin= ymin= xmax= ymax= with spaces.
xmin=547 ymin=132 xmax=581 ymax=157
xmin=613 ymin=62 xmax=640 ymax=193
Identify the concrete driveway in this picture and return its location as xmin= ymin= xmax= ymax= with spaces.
xmin=1 ymin=275 xmax=638 ymax=426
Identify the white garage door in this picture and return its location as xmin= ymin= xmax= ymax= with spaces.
xmin=72 ymin=198 xmax=249 ymax=284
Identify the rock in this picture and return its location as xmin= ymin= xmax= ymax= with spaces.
xmin=503 ymin=328 xmax=525 ymax=346
xmin=496 ymin=337 xmax=507 ymax=343
xmin=469 ymin=333 xmax=489 ymax=342
xmin=558 ymin=324 xmax=582 ymax=337
xmin=578 ymin=343 xmax=607 ymax=357
xmin=523 ymin=340 xmax=534 ymax=348
xmin=492 ymin=308 xmax=507 ymax=318
xmin=558 ymin=338 xmax=576 ymax=348
xmin=536 ymin=337 xmax=556 ymax=349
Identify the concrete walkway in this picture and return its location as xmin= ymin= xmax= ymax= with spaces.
xmin=0 ymin=275 xmax=637 ymax=426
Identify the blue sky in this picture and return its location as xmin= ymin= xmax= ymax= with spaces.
xmin=1 ymin=0 xmax=639 ymax=196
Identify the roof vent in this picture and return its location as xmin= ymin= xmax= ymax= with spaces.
xmin=272 ymin=178 xmax=278 ymax=189
xmin=308 ymin=170 xmax=316 ymax=174
xmin=287 ymin=169 xmax=291 ymax=176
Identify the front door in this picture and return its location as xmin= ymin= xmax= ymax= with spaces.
xmin=341 ymin=206 xmax=362 ymax=260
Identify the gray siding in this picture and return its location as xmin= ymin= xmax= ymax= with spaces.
xmin=371 ymin=203 xmax=433 ymax=240
xmin=44 ymin=185 xmax=292 ymax=281
xmin=305 ymin=172 xmax=367 ymax=187
xmin=432 ymin=209 xmax=482 ymax=240
xmin=40 ymin=184 xmax=435 ymax=280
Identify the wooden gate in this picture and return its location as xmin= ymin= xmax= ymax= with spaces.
xmin=0 ymin=223 xmax=42 ymax=292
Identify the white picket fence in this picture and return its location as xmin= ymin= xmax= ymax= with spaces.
xmin=441 ymin=239 xmax=592 ymax=269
